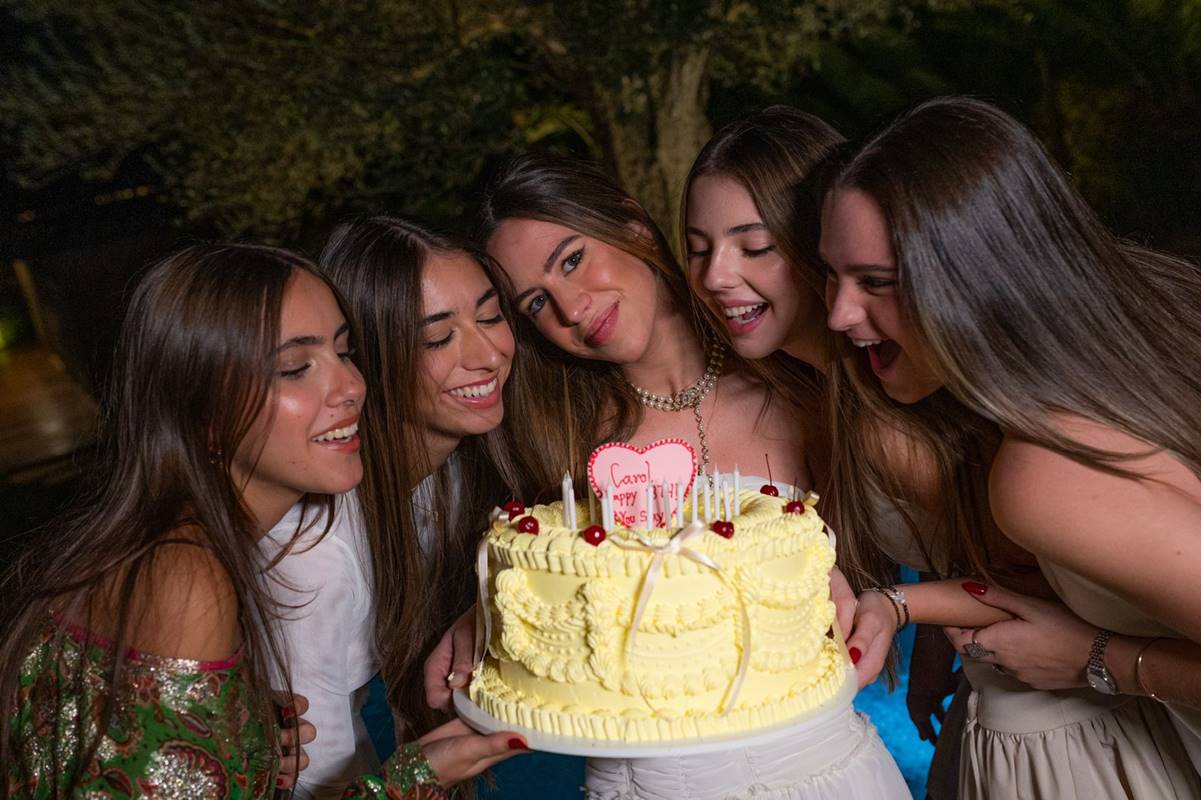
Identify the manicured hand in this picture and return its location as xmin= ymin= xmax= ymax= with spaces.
xmin=424 ymin=606 xmax=478 ymax=711
xmin=275 ymin=692 xmax=316 ymax=790
xmin=944 ymin=582 xmax=1094 ymax=690
xmin=846 ymin=590 xmax=898 ymax=689
xmin=419 ymin=718 xmax=529 ymax=786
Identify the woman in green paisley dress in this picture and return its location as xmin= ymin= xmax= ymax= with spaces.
xmin=1 ymin=244 xmax=523 ymax=799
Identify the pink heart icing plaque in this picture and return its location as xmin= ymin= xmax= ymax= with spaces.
xmin=588 ymin=438 xmax=697 ymax=529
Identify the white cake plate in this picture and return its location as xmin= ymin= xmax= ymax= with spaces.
xmin=453 ymin=667 xmax=858 ymax=758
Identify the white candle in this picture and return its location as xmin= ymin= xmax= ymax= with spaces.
xmin=734 ymin=467 xmax=741 ymax=516
xmin=561 ymin=473 xmax=572 ymax=526
xmin=659 ymin=479 xmax=669 ymax=527
xmin=603 ymin=483 xmax=614 ymax=530
xmin=676 ymin=481 xmax=686 ymax=527
xmin=643 ymin=484 xmax=653 ymax=529
xmin=690 ymin=479 xmax=698 ymax=522
xmin=703 ymin=473 xmax=712 ymax=521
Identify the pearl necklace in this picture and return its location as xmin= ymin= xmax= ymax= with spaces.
xmin=627 ymin=343 xmax=725 ymax=475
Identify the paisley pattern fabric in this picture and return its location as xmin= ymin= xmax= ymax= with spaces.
xmin=6 ymin=621 xmax=448 ymax=799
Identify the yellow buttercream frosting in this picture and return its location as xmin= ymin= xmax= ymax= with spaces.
xmin=469 ymin=491 xmax=851 ymax=742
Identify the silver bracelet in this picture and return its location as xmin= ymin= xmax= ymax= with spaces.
xmin=868 ymin=586 xmax=909 ymax=632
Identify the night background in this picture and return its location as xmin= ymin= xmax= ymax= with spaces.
xmin=2 ymin=1 xmax=1199 ymax=796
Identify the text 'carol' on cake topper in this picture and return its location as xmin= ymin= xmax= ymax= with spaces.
xmin=587 ymin=439 xmax=697 ymax=529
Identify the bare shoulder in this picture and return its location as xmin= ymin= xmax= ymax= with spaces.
xmin=870 ymin=416 xmax=942 ymax=510
xmin=990 ymin=415 xmax=1198 ymax=553
xmin=122 ymin=528 xmax=241 ymax=661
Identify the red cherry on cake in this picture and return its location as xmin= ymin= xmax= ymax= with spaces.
xmin=516 ymin=515 xmax=539 ymax=534
xmin=502 ymin=500 xmax=526 ymax=517
xmin=711 ymin=520 xmax=735 ymax=539
xmin=785 ymin=500 xmax=806 ymax=514
xmin=759 ymin=484 xmax=779 ymax=497
xmin=582 ymin=525 xmax=606 ymax=546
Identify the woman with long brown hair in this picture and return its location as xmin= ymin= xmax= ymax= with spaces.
xmin=1 ymin=243 xmax=515 ymax=797
xmin=682 ymin=105 xmax=977 ymax=797
xmin=823 ymin=96 xmax=1201 ymax=798
xmin=261 ymin=218 xmax=529 ymax=797
xmin=427 ymin=153 xmax=907 ymax=799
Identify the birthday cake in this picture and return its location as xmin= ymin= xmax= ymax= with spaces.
xmin=468 ymin=462 xmax=851 ymax=743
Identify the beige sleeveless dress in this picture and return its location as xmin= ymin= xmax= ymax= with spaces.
xmin=871 ymin=496 xmax=1201 ymax=798
xmin=959 ymin=558 xmax=1201 ymax=799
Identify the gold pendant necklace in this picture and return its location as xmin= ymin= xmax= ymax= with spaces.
xmin=627 ymin=343 xmax=725 ymax=476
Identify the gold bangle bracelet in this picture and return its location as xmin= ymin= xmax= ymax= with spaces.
xmin=1134 ymin=637 xmax=1166 ymax=703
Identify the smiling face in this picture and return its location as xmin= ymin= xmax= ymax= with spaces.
xmin=821 ymin=188 xmax=943 ymax=403
xmin=234 ymin=270 xmax=366 ymax=523
xmin=416 ymin=251 xmax=515 ymax=447
xmin=486 ymin=217 xmax=660 ymax=364
xmin=685 ymin=174 xmax=816 ymax=359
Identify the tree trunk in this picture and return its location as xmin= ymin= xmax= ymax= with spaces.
xmin=589 ymin=46 xmax=712 ymax=250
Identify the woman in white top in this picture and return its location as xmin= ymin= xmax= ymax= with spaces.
xmin=262 ymin=217 xmax=526 ymax=798
xmin=428 ymin=153 xmax=908 ymax=800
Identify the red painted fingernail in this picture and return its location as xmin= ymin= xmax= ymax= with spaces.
xmin=962 ymin=581 xmax=988 ymax=596
xmin=280 ymin=705 xmax=294 ymax=719
xmin=848 ymin=646 xmax=861 ymax=664
xmin=507 ymin=737 xmax=528 ymax=751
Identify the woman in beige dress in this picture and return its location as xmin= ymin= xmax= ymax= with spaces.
xmin=822 ymin=96 xmax=1201 ymax=798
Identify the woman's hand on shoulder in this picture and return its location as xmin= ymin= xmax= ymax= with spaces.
xmin=846 ymin=589 xmax=898 ymax=689
xmin=419 ymin=718 xmax=527 ymax=786
xmin=423 ymin=606 xmax=477 ymax=712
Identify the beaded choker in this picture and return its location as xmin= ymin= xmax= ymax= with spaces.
xmin=627 ymin=343 xmax=725 ymax=476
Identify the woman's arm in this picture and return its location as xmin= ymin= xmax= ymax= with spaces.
xmin=991 ymin=433 xmax=1201 ymax=643
xmin=340 ymin=719 xmax=526 ymax=798
xmin=982 ymin=430 xmax=1201 ymax=707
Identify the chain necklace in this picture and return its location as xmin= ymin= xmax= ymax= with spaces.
xmin=627 ymin=343 xmax=725 ymax=476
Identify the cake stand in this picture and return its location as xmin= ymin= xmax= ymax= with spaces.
xmin=452 ymin=666 xmax=859 ymax=758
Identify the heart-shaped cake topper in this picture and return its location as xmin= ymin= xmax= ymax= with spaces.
xmin=588 ymin=438 xmax=697 ymax=529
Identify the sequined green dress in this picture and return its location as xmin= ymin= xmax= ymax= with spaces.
xmin=7 ymin=622 xmax=448 ymax=799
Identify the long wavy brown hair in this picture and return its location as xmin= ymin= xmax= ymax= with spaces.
xmin=680 ymin=106 xmax=849 ymax=498
xmin=319 ymin=217 xmax=519 ymax=739
xmin=475 ymin=153 xmax=766 ymax=498
xmin=824 ymin=96 xmax=1201 ymax=582
xmin=0 ymin=244 xmax=339 ymax=795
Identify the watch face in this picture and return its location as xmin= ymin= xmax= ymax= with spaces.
xmin=1088 ymin=669 xmax=1118 ymax=695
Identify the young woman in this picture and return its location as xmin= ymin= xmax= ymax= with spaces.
xmin=1 ymin=244 xmax=516 ymax=799
xmin=428 ymin=153 xmax=908 ymax=800
xmin=822 ymin=96 xmax=1201 ymax=798
xmin=261 ymin=218 xmax=527 ymax=797
xmin=682 ymin=105 xmax=974 ymax=797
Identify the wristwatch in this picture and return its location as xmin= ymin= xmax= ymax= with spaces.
xmin=1086 ymin=629 xmax=1119 ymax=695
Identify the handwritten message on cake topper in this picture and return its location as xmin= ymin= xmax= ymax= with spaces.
xmin=587 ymin=439 xmax=697 ymax=528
